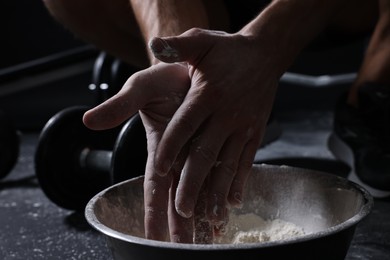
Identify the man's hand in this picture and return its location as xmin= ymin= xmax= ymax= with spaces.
xmin=149 ymin=28 xmax=280 ymax=226
xmin=83 ymin=63 xmax=197 ymax=242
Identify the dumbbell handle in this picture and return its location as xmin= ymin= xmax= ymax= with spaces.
xmin=79 ymin=148 xmax=112 ymax=173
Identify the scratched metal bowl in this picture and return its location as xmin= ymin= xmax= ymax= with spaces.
xmin=85 ymin=164 xmax=373 ymax=260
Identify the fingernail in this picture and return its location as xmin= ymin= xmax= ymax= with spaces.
xmin=214 ymin=221 xmax=227 ymax=235
xmin=156 ymin=159 xmax=171 ymax=176
xmin=233 ymin=192 xmax=243 ymax=207
xmin=212 ymin=202 xmax=225 ymax=221
xmin=149 ymin=38 xmax=179 ymax=60
xmin=209 ymin=194 xmax=226 ymax=226
xmin=176 ymin=208 xmax=192 ymax=218
xmin=175 ymin=189 xmax=193 ymax=218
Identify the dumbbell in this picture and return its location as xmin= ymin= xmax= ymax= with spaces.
xmin=0 ymin=110 xmax=20 ymax=179
xmin=89 ymin=52 xmax=140 ymax=103
xmin=35 ymin=106 xmax=147 ymax=211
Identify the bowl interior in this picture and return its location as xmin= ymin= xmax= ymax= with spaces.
xmin=86 ymin=164 xmax=372 ymax=245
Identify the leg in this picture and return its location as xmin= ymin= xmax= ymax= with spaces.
xmin=43 ymin=0 xmax=149 ymax=68
xmin=42 ymin=0 xmax=230 ymax=68
xmin=348 ymin=0 xmax=390 ymax=106
xmin=328 ymin=0 xmax=390 ymax=198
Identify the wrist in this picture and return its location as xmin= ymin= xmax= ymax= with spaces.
xmin=239 ymin=0 xmax=351 ymax=74
xmin=130 ymin=0 xmax=210 ymax=65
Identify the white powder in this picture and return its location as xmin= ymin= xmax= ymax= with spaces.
xmin=214 ymin=213 xmax=306 ymax=244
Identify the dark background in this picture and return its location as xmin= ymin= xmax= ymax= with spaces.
xmin=1 ymin=1 xmax=389 ymax=260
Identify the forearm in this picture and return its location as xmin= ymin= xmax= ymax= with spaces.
xmin=240 ymin=0 xmax=352 ymax=76
xmin=130 ymin=0 xmax=209 ymax=64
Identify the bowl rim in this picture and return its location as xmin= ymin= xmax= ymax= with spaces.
xmin=85 ymin=164 xmax=374 ymax=250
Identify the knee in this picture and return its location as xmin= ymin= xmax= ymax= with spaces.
xmin=42 ymin=0 xmax=66 ymax=16
xmin=42 ymin=0 xmax=86 ymax=21
xmin=42 ymin=0 xmax=93 ymax=28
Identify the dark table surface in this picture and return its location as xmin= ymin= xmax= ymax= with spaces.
xmin=1 ymin=87 xmax=390 ymax=260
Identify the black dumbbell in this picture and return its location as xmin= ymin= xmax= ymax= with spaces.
xmin=34 ymin=106 xmax=147 ymax=211
xmin=89 ymin=52 xmax=140 ymax=103
xmin=0 ymin=110 xmax=20 ymax=179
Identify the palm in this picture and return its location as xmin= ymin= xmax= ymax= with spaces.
xmin=83 ymin=62 xmax=193 ymax=242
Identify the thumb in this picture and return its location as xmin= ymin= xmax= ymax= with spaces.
xmin=83 ymin=96 xmax=136 ymax=131
xmin=83 ymin=75 xmax=146 ymax=130
xmin=149 ymin=29 xmax=216 ymax=64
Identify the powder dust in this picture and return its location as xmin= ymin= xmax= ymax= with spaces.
xmin=213 ymin=213 xmax=306 ymax=244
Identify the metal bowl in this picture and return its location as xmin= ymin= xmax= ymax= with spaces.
xmin=85 ymin=164 xmax=373 ymax=260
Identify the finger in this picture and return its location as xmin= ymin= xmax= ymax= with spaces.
xmin=213 ymin=207 xmax=229 ymax=237
xmin=143 ymin=147 xmax=171 ymax=241
xmin=205 ymin=132 xmax=248 ymax=225
xmin=144 ymin=129 xmax=191 ymax=242
xmin=83 ymin=71 xmax=150 ymax=130
xmin=174 ymin=120 xmax=228 ymax=218
xmin=227 ymin=136 xmax=261 ymax=207
xmin=144 ymin=176 xmax=171 ymax=241
xmin=149 ymin=29 xmax=226 ymax=64
xmin=167 ymin=154 xmax=194 ymax=243
xmin=153 ymin=89 xmax=213 ymax=176
xmin=193 ymin=182 xmax=213 ymax=244
xmin=83 ymin=63 xmax=188 ymax=130
xmin=142 ymin=117 xmax=175 ymax=241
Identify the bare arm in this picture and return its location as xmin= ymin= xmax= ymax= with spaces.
xmin=150 ymin=0 xmax=356 ymax=222
xmin=239 ymin=0 xmax=353 ymax=76
xmin=129 ymin=0 xmax=210 ymax=64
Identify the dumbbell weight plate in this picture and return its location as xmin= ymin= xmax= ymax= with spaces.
xmin=111 ymin=113 xmax=147 ymax=184
xmin=35 ymin=106 xmax=122 ymax=211
xmin=91 ymin=52 xmax=115 ymax=103
xmin=110 ymin=58 xmax=140 ymax=98
xmin=0 ymin=110 xmax=20 ymax=179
